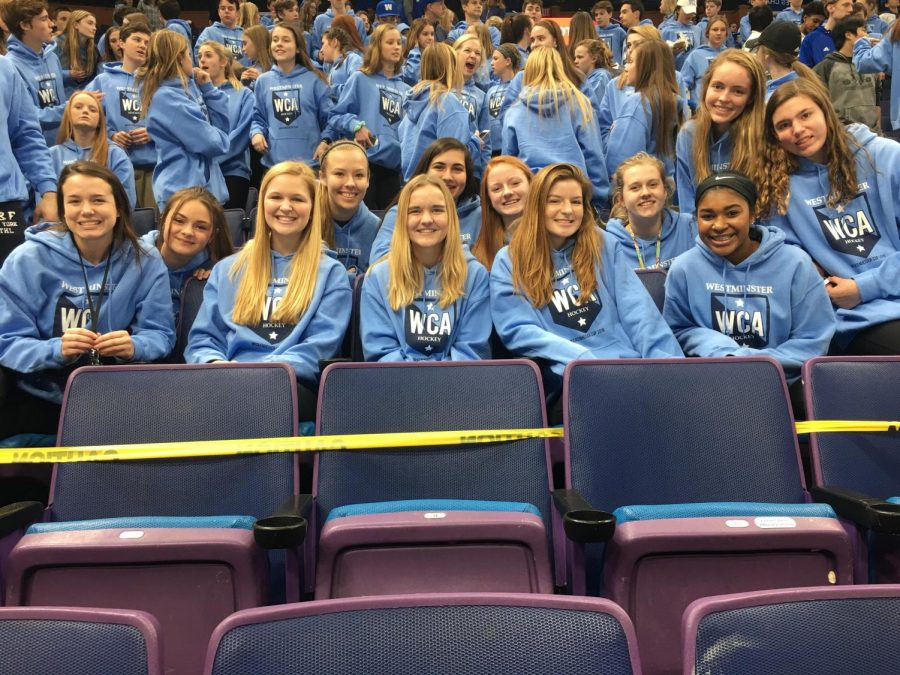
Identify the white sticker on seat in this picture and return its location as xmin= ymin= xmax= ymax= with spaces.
xmin=753 ymin=517 xmax=796 ymax=529
xmin=725 ymin=519 xmax=750 ymax=528
xmin=119 ymin=530 xmax=145 ymax=539
xmin=423 ymin=513 xmax=447 ymax=519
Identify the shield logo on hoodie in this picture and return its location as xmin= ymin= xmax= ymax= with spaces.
xmin=272 ymin=89 xmax=301 ymax=125
xmin=250 ymin=291 xmax=294 ymax=344
xmin=119 ymin=89 xmax=141 ymax=124
xmin=488 ymin=89 xmax=504 ymax=119
xmin=53 ymin=294 xmax=91 ymax=336
xmin=457 ymin=91 xmax=477 ymax=122
xmin=814 ymin=191 xmax=880 ymax=258
xmin=223 ymin=36 xmax=243 ymax=59
xmin=37 ymin=76 xmax=59 ymax=108
xmin=404 ymin=299 xmax=452 ymax=355
xmin=379 ymin=87 xmax=402 ymax=125
xmin=710 ymin=293 xmax=769 ymax=349
xmin=548 ymin=282 xmax=601 ymax=333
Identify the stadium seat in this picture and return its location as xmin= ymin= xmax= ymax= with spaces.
xmin=4 ymin=363 xmax=303 ymax=675
xmin=204 ymin=593 xmax=641 ymax=675
xmin=0 ymin=606 xmax=163 ymax=675
xmin=247 ymin=207 xmax=257 ymax=239
xmin=245 ymin=187 xmax=258 ymax=215
xmin=803 ymin=356 xmax=900 ymax=582
xmin=634 ymin=268 xmax=666 ymax=312
xmin=223 ymin=208 xmax=246 ymax=248
xmin=683 ymin=585 xmax=900 ymax=675
xmin=556 ymin=357 xmax=854 ymax=675
xmin=312 ymin=361 xmax=556 ymax=598
xmin=340 ymin=273 xmax=365 ymax=361
xmin=131 ymin=207 xmax=157 ymax=237
xmin=173 ymin=276 xmax=207 ymax=362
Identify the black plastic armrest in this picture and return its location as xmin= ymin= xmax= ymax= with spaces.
xmin=552 ymin=489 xmax=616 ymax=544
xmin=811 ymin=485 xmax=900 ymax=535
xmin=254 ymin=494 xmax=313 ymax=549
xmin=0 ymin=501 xmax=44 ymax=538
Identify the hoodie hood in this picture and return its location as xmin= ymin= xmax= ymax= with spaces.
xmin=403 ymin=83 xmax=438 ymax=125
xmin=605 ymin=208 xmax=696 ymax=269
xmin=519 ymin=85 xmax=579 ymax=117
xmin=6 ymin=35 xmax=55 ymax=64
xmin=24 ymin=222 xmax=136 ymax=267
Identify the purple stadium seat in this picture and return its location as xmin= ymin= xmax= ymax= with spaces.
xmin=555 ymin=358 xmax=854 ymax=675
xmin=634 ymin=268 xmax=666 ymax=313
xmin=0 ymin=606 xmax=163 ymax=675
xmin=683 ymin=585 xmax=900 ymax=675
xmin=204 ymin=593 xmax=641 ymax=675
xmin=803 ymin=356 xmax=900 ymax=582
xmin=4 ymin=363 xmax=302 ymax=675
xmin=312 ymin=361 xmax=556 ymax=598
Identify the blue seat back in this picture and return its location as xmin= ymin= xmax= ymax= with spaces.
xmin=52 ymin=364 xmax=297 ymax=522
xmin=804 ymin=357 xmax=900 ymax=497
xmin=173 ymin=276 xmax=206 ymax=363
xmin=635 ymin=268 xmax=666 ymax=313
xmin=315 ymin=361 xmax=551 ymax=530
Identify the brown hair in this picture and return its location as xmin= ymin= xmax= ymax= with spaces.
xmin=630 ymin=39 xmax=683 ymax=158
xmin=158 ymin=186 xmax=234 ymax=262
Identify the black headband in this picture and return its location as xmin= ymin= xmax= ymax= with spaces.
xmin=695 ymin=171 xmax=758 ymax=210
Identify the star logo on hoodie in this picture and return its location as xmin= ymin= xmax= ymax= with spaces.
xmin=814 ymin=192 xmax=880 ymax=259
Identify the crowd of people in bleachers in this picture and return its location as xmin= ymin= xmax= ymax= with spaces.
xmin=0 ymin=0 xmax=899 ymax=439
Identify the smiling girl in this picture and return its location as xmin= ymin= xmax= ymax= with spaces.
xmin=473 ymin=155 xmax=532 ymax=270
xmin=361 ymin=175 xmax=491 ymax=362
xmin=680 ymin=15 xmax=729 ymax=108
xmin=402 ymin=18 xmax=436 ymax=86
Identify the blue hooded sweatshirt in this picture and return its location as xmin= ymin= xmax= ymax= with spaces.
xmin=369 ymin=196 xmax=483 ymax=264
xmin=398 ymin=84 xmax=479 ymax=180
xmin=799 ymin=25 xmax=834 ymax=68
xmin=675 ymin=120 xmax=733 ymax=214
xmin=502 ymin=86 xmax=609 ymax=207
xmin=490 ymin=233 xmax=683 ymax=379
xmin=663 ymin=225 xmax=836 ymax=382
xmin=595 ymin=24 xmax=627 ymax=66
xmin=583 ymin=68 xmax=612 ymax=108
xmin=598 ymin=77 xmax=630 ymax=145
xmin=251 ymin=65 xmax=334 ymax=168
xmin=326 ymin=70 xmax=410 ymax=171
xmin=166 ymin=19 xmax=194 ymax=49
xmin=139 ymin=230 xmax=211 ymax=319
xmin=402 ymin=46 xmax=423 ymax=86
xmin=0 ymin=56 xmax=57 ymax=204
xmin=5 ymin=36 xmax=67 ymax=145
xmin=195 ymin=22 xmax=244 ymax=62
xmin=774 ymin=7 xmax=803 ymax=25
xmin=49 ymin=141 xmax=137 ymax=208
xmin=766 ymin=70 xmax=799 ymax=100
xmin=361 ymin=251 xmax=492 ymax=361
xmin=329 ymin=202 xmax=381 ymax=273
xmin=0 ymin=223 xmax=175 ymax=403
xmin=85 ymin=62 xmax=158 ymax=168
xmin=486 ymin=79 xmax=512 ymax=150
xmin=147 ymin=77 xmax=231 ymax=209
xmin=854 ymin=35 xmax=900 ymax=131
xmin=499 ymin=70 xmax=604 ymax=124
xmin=605 ymin=208 xmax=696 ymax=270
xmin=660 ymin=21 xmax=704 ymax=70
xmin=312 ymin=9 xmax=367 ymax=53
xmin=606 ymin=89 xmax=683 ymax=184
xmin=681 ymin=44 xmax=727 ymax=107
xmin=765 ymin=124 xmax=900 ymax=346
xmin=217 ymin=81 xmax=254 ymax=180
xmin=185 ymin=249 xmax=352 ymax=385
xmin=55 ymin=34 xmax=97 ymax=98
xmin=447 ymin=21 xmax=501 ymax=48
xmin=459 ymin=79 xmax=492 ymax=176
xmin=326 ymin=50 xmax=363 ymax=99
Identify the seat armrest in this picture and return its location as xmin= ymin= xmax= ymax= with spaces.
xmin=319 ymin=358 xmax=350 ymax=371
xmin=552 ymin=489 xmax=615 ymax=543
xmin=811 ymin=485 xmax=900 ymax=535
xmin=254 ymin=494 xmax=312 ymax=549
xmin=0 ymin=501 xmax=43 ymax=538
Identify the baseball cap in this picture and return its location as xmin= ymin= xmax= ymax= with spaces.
xmin=676 ymin=0 xmax=698 ymax=14
xmin=756 ymin=20 xmax=801 ymax=55
xmin=377 ymin=1 xmax=400 ymax=17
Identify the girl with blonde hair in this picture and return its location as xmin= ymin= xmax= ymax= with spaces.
xmin=51 ymin=91 xmax=136 ymax=207
xmin=361 ymin=174 xmax=491 ymax=362
xmin=56 ymin=9 xmax=98 ymax=97
xmin=238 ymin=1 xmax=261 ymax=28
xmin=186 ymin=161 xmax=351 ymax=412
xmin=454 ymin=33 xmax=492 ymax=176
xmin=140 ymin=29 xmax=231 ymax=209
xmin=503 ymin=47 xmax=608 ymax=207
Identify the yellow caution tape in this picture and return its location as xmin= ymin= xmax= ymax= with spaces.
xmin=0 ymin=428 xmax=565 ymax=464
xmin=1 ymin=421 xmax=896 ymax=465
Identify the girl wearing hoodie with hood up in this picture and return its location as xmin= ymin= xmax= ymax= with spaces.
xmin=0 ymin=162 xmax=174 ymax=436
xmin=371 ymin=138 xmax=483 ymax=264
xmin=664 ymin=170 xmax=835 ymax=386
xmin=397 ymin=42 xmax=481 ymax=181
xmin=140 ymin=29 xmax=232 ymax=210
xmin=503 ymin=47 xmax=609 ymax=208
xmin=760 ymin=79 xmax=900 ymax=355
xmin=490 ymin=163 xmax=682 ymax=415
xmin=251 ymin=23 xmax=333 ymax=169
xmin=361 ymin=175 xmax=491 ymax=362
xmin=606 ymin=152 xmax=695 ymax=270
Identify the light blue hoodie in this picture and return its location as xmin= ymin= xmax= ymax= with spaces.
xmin=326 ymin=70 xmax=410 ymax=171
xmin=664 ymin=225 xmax=836 ymax=382
xmin=85 ymin=62 xmax=158 ymax=168
xmin=502 ymin=86 xmax=609 ymax=207
xmin=774 ymin=6 xmax=803 ymax=24
xmin=598 ymin=76 xmax=630 ymax=145
xmin=369 ymin=196 xmax=482 ymax=264
xmin=361 ymin=252 xmax=492 ymax=361
xmin=217 ymin=81 xmax=254 ymax=180
xmin=680 ymin=44 xmax=727 ymax=107
xmin=312 ymin=9 xmax=367 ymax=53
xmin=55 ymin=34 xmax=97 ymax=98
xmin=166 ymin=19 xmax=194 ymax=49
xmin=595 ymin=24 xmax=627 ymax=66
xmin=398 ymin=84 xmax=479 ymax=180
xmin=49 ymin=140 xmax=137 ymax=208
xmin=606 ymin=89 xmax=683 ymax=184
xmin=0 ymin=56 xmax=57 ymax=203
xmin=5 ymin=36 xmax=67 ymax=145
xmin=326 ymin=50 xmax=363 ymax=99
xmin=147 ymin=77 xmax=231 ymax=209
xmin=605 ymin=208 xmax=696 ymax=270
xmin=195 ymin=22 xmax=244 ymax=62
xmin=486 ymin=79 xmax=512 ymax=150
xmin=401 ymin=46 xmax=423 ymax=86
xmin=459 ymin=79 xmax=492 ymax=176
xmin=490 ymin=233 xmax=683 ymax=379
xmin=139 ymin=230 xmax=210 ymax=319
xmin=583 ymin=68 xmax=612 ymax=108
xmin=660 ymin=21 xmax=704 ymax=70
xmin=185 ymin=249 xmax=352 ymax=385
xmin=250 ymin=65 xmax=334 ymax=168
xmin=854 ymin=35 xmax=900 ymax=130
xmin=0 ymin=223 xmax=175 ymax=403
xmin=675 ymin=120 xmax=733 ymax=214
xmin=329 ymin=202 xmax=381 ymax=273
xmin=447 ymin=21 xmax=501 ymax=48
xmin=765 ymin=124 xmax=900 ymax=346
xmin=766 ymin=70 xmax=798 ymax=101
xmin=499 ymin=69 xmax=604 ymax=124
